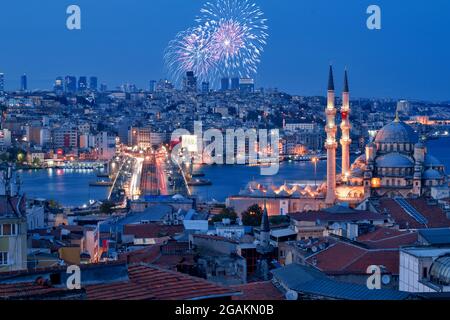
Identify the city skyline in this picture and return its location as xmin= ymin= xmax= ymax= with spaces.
xmin=0 ymin=0 xmax=450 ymax=101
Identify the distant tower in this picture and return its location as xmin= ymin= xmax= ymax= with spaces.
xmin=340 ymin=69 xmax=351 ymax=181
xmin=20 ymin=74 xmax=27 ymax=91
xmin=259 ymin=201 xmax=270 ymax=248
xmin=325 ymin=65 xmax=337 ymax=205
xmin=256 ymin=200 xmax=273 ymax=281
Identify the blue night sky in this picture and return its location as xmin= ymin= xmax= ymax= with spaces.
xmin=0 ymin=0 xmax=449 ymax=101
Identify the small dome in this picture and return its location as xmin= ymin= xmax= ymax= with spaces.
xmin=423 ymin=168 xmax=443 ymax=180
xmin=375 ymin=153 xmax=414 ymax=168
xmin=430 ymin=255 xmax=450 ymax=285
xmin=374 ymin=121 xmax=419 ymax=144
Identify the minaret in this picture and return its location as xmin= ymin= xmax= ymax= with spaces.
xmin=340 ymin=69 xmax=352 ymax=182
xmin=256 ymin=200 xmax=272 ymax=281
xmin=325 ymin=65 xmax=337 ymax=205
xmin=259 ymin=200 xmax=270 ymax=248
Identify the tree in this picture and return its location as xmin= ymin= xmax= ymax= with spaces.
xmin=100 ymin=200 xmax=115 ymax=214
xmin=32 ymin=157 xmax=41 ymax=167
xmin=269 ymin=215 xmax=290 ymax=226
xmin=241 ymin=204 xmax=263 ymax=227
xmin=211 ymin=207 xmax=238 ymax=224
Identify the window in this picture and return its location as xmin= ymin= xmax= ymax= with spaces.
xmin=0 ymin=252 xmax=8 ymax=265
xmin=0 ymin=224 xmax=18 ymax=236
xmin=422 ymin=267 xmax=428 ymax=279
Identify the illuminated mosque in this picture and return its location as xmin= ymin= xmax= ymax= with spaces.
xmin=226 ymin=66 xmax=448 ymax=215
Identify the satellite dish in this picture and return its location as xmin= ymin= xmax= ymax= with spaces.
xmin=285 ymin=290 xmax=298 ymax=301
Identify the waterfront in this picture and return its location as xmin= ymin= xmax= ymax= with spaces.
xmin=19 ymin=168 xmax=109 ymax=207
xmin=17 ymin=138 xmax=450 ymax=205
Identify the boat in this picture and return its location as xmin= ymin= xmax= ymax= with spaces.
xmin=188 ymin=179 xmax=212 ymax=186
xmin=89 ymin=181 xmax=113 ymax=187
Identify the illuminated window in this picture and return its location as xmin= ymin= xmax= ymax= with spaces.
xmin=371 ymin=178 xmax=381 ymax=188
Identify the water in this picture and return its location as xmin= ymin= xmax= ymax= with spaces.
xmin=17 ymin=138 xmax=450 ymax=205
xmin=192 ymin=137 xmax=450 ymax=202
xmin=19 ymin=168 xmax=109 ymax=207
xmin=191 ymin=160 xmax=328 ymax=202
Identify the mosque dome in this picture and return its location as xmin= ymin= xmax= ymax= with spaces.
xmin=374 ymin=120 xmax=419 ymax=144
xmin=375 ymin=153 xmax=414 ymax=168
xmin=423 ymin=168 xmax=444 ymax=180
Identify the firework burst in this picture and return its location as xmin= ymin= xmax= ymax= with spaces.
xmin=165 ymin=0 xmax=268 ymax=87
xmin=164 ymin=26 xmax=219 ymax=87
xmin=197 ymin=0 xmax=268 ymax=78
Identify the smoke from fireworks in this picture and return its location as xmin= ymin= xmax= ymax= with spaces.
xmin=164 ymin=0 xmax=268 ymax=87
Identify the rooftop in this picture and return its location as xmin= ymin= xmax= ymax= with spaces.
xmin=272 ymin=264 xmax=411 ymax=300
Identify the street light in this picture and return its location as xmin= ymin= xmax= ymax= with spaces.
xmin=311 ymin=156 xmax=319 ymax=187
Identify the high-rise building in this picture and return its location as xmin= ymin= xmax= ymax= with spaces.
xmin=221 ymin=78 xmax=230 ymax=91
xmin=149 ymin=80 xmax=157 ymax=93
xmin=239 ymin=78 xmax=255 ymax=93
xmin=54 ymin=77 xmax=64 ymax=94
xmin=397 ymin=100 xmax=411 ymax=115
xmin=100 ymin=83 xmax=107 ymax=92
xmin=231 ymin=77 xmax=240 ymax=90
xmin=64 ymin=76 xmax=77 ymax=93
xmin=78 ymin=76 xmax=88 ymax=92
xmin=201 ymin=81 xmax=210 ymax=94
xmin=89 ymin=76 xmax=98 ymax=91
xmin=0 ymin=73 xmax=4 ymax=92
xmin=20 ymin=74 xmax=27 ymax=91
xmin=183 ymin=71 xmax=197 ymax=92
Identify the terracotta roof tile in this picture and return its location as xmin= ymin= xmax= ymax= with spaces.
xmin=306 ymin=241 xmax=402 ymax=275
xmin=85 ymin=264 xmax=240 ymax=300
xmin=379 ymin=198 xmax=450 ymax=229
xmin=123 ymin=223 xmax=183 ymax=239
xmin=357 ymin=227 xmax=418 ymax=249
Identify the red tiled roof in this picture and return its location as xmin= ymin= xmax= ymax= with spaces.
xmin=357 ymin=227 xmax=418 ymax=249
xmin=123 ymin=223 xmax=184 ymax=239
xmin=306 ymin=242 xmax=366 ymax=272
xmin=306 ymin=241 xmax=401 ymax=275
xmin=408 ymin=199 xmax=450 ymax=228
xmin=231 ymin=281 xmax=284 ymax=300
xmin=118 ymin=245 xmax=162 ymax=264
xmin=344 ymin=250 xmax=400 ymax=275
xmin=0 ymin=282 xmax=67 ymax=299
xmin=379 ymin=198 xmax=450 ymax=229
xmin=85 ymin=264 xmax=241 ymax=300
xmin=289 ymin=210 xmax=385 ymax=223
